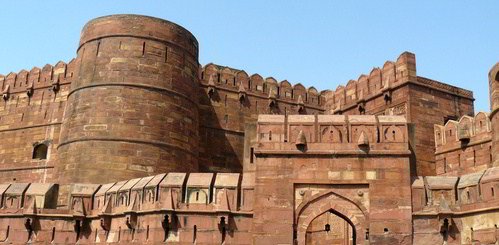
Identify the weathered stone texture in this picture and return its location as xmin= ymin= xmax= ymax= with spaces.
xmin=57 ymin=15 xmax=200 ymax=184
xmin=0 ymin=14 xmax=498 ymax=245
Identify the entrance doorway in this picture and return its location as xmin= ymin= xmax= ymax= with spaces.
xmin=305 ymin=209 xmax=356 ymax=245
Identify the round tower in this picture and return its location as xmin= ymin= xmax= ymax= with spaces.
xmin=489 ymin=62 xmax=499 ymax=166
xmin=57 ymin=15 xmax=200 ymax=184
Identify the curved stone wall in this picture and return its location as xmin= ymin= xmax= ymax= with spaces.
xmin=57 ymin=15 xmax=200 ymax=183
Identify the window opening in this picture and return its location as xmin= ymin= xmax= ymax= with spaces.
xmin=32 ymin=143 xmax=48 ymax=160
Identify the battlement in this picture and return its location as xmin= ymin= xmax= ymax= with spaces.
xmin=0 ymin=59 xmax=77 ymax=97
xmin=0 ymin=172 xmax=255 ymax=244
xmin=434 ymin=112 xmax=492 ymax=152
xmin=412 ymin=167 xmax=499 ymax=214
xmin=200 ymin=63 xmax=328 ymax=109
xmin=323 ymin=52 xmax=473 ymax=114
xmin=324 ymin=52 xmax=416 ymax=113
xmin=256 ymin=114 xmax=409 ymax=154
xmin=433 ymin=112 xmax=493 ymax=175
xmin=0 ymin=172 xmax=255 ymax=216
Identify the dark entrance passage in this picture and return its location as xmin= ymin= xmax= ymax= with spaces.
xmin=305 ymin=209 xmax=356 ymax=245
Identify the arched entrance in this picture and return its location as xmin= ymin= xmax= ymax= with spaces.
xmin=305 ymin=209 xmax=356 ymax=245
xmin=295 ymin=190 xmax=368 ymax=245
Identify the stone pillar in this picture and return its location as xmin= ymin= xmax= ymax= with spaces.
xmin=57 ymin=15 xmax=200 ymax=184
xmin=489 ymin=63 xmax=499 ymax=166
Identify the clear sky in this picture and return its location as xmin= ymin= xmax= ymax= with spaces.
xmin=0 ymin=1 xmax=497 ymax=112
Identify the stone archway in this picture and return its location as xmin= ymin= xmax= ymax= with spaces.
xmin=305 ymin=209 xmax=356 ymax=245
xmin=296 ymin=191 xmax=368 ymax=245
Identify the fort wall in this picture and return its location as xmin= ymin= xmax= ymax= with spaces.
xmin=323 ymin=52 xmax=417 ymax=115
xmin=489 ymin=63 xmax=499 ymax=166
xmin=323 ymin=52 xmax=475 ymax=176
xmin=434 ymin=112 xmax=493 ymax=176
xmin=0 ymin=172 xmax=254 ymax=244
xmin=0 ymin=14 xmax=496 ymax=245
xmin=198 ymin=64 xmax=326 ymax=172
xmin=0 ymin=44 xmax=330 ymax=184
xmin=252 ymin=114 xmax=413 ymax=244
xmin=408 ymin=78 xmax=474 ymax=176
xmin=0 ymin=61 xmax=76 ymax=184
xmin=411 ymin=167 xmax=499 ymax=244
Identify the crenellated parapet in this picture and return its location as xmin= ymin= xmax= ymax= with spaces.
xmin=323 ymin=52 xmax=473 ymax=115
xmin=324 ymin=52 xmax=416 ymax=114
xmin=200 ymin=63 xmax=328 ymax=110
xmin=412 ymin=167 xmax=499 ymax=213
xmin=197 ymin=63 xmax=328 ymax=173
xmin=434 ymin=112 xmax=493 ymax=175
xmin=90 ymin=172 xmax=252 ymax=216
xmin=412 ymin=167 xmax=499 ymax=244
xmin=0 ymin=172 xmax=255 ymax=244
xmin=256 ymin=114 xmax=409 ymax=154
xmin=411 ymin=167 xmax=499 ymax=244
xmin=435 ymin=112 xmax=491 ymax=150
xmin=0 ymin=59 xmax=77 ymax=100
xmin=0 ymin=172 xmax=254 ymax=215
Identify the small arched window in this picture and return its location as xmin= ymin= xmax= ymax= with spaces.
xmin=32 ymin=143 xmax=48 ymax=160
xmin=495 ymin=71 xmax=499 ymax=82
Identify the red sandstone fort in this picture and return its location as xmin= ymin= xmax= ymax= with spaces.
xmin=0 ymin=14 xmax=497 ymax=245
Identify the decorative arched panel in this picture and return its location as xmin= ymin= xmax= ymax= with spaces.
xmin=320 ymin=126 xmax=343 ymax=143
xmin=383 ymin=125 xmax=404 ymax=142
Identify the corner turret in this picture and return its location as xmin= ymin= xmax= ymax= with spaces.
xmin=489 ymin=63 xmax=499 ymax=166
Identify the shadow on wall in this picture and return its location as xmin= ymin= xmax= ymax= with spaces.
xmin=198 ymin=88 xmax=243 ymax=173
xmin=199 ymin=85 xmax=310 ymax=172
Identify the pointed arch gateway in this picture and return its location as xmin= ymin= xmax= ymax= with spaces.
xmin=305 ymin=209 xmax=356 ymax=245
xmin=295 ymin=190 xmax=368 ymax=245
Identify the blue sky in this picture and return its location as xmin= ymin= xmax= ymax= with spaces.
xmin=0 ymin=1 xmax=497 ymax=112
